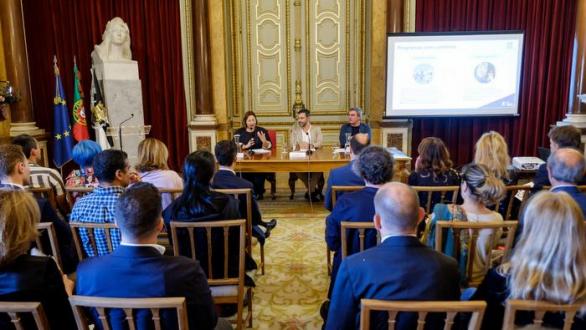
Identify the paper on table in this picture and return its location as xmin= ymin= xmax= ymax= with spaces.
xmin=333 ymin=148 xmax=347 ymax=153
xmin=289 ymin=151 xmax=308 ymax=159
xmin=251 ymin=149 xmax=271 ymax=154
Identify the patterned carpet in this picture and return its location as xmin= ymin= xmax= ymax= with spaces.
xmin=250 ymin=195 xmax=330 ymax=329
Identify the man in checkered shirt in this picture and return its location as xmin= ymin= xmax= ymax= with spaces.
xmin=12 ymin=134 xmax=70 ymax=216
xmin=70 ymin=149 xmax=131 ymax=257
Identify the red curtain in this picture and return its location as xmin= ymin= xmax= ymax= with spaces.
xmin=408 ymin=0 xmax=577 ymax=166
xmin=22 ymin=0 xmax=188 ymax=170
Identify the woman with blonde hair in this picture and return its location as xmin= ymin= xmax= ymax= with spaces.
xmin=474 ymin=131 xmax=517 ymax=185
xmin=472 ymin=191 xmax=586 ymax=329
xmin=0 ymin=190 xmax=76 ymax=329
xmin=409 ymin=137 xmax=460 ymax=209
xmin=136 ymin=138 xmax=183 ymax=209
xmin=427 ymin=163 xmax=505 ymax=286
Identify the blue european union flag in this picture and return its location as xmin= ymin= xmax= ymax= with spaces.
xmin=53 ymin=57 xmax=74 ymax=168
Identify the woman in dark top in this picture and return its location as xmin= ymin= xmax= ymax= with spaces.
xmin=234 ymin=111 xmax=272 ymax=199
xmin=0 ymin=190 xmax=76 ymax=330
xmin=409 ymin=137 xmax=460 ymax=210
xmin=471 ymin=191 xmax=586 ymax=329
xmin=163 ymin=150 xmax=256 ymax=285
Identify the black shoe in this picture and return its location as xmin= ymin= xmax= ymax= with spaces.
xmin=304 ymin=192 xmax=310 ymax=200
xmin=309 ymin=192 xmax=321 ymax=202
xmin=264 ymin=219 xmax=277 ymax=230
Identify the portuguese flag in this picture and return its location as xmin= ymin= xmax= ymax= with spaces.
xmin=72 ymin=57 xmax=89 ymax=141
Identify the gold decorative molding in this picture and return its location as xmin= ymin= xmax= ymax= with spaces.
xmin=404 ymin=0 xmax=416 ymax=32
xmin=179 ymin=0 xmax=196 ymax=122
xmin=294 ymin=38 xmax=301 ymax=51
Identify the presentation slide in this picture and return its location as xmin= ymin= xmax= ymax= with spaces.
xmin=385 ymin=32 xmax=524 ymax=117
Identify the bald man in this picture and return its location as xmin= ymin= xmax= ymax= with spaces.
xmin=325 ymin=183 xmax=459 ymax=330
xmin=547 ymin=148 xmax=586 ymax=216
xmin=324 ymin=133 xmax=370 ymax=211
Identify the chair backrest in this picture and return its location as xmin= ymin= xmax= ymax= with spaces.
xmin=360 ymin=299 xmax=486 ymax=330
xmin=412 ymin=186 xmax=460 ymax=214
xmin=212 ymin=188 xmax=253 ymax=255
xmin=69 ymin=222 xmax=119 ymax=260
xmin=158 ymin=188 xmax=183 ymax=201
xmin=577 ymin=185 xmax=586 ymax=193
xmin=35 ymin=222 xmax=62 ymax=270
xmin=331 ymin=185 xmax=364 ymax=208
xmin=65 ymin=186 xmax=94 ymax=197
xmin=0 ymin=301 xmax=50 ymax=330
xmin=340 ymin=221 xmax=379 ymax=258
xmin=435 ymin=220 xmax=518 ymax=286
xmin=267 ymin=129 xmax=277 ymax=151
xmin=68 ymin=296 xmax=188 ymax=330
xmin=27 ymin=186 xmax=58 ymax=210
xmin=503 ymin=299 xmax=584 ymax=330
xmin=169 ymin=219 xmax=245 ymax=285
xmin=494 ymin=184 xmax=534 ymax=220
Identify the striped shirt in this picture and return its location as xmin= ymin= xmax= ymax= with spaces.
xmin=28 ymin=163 xmax=66 ymax=196
xmin=70 ymin=186 xmax=123 ymax=257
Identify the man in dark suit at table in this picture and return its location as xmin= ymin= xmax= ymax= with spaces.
xmin=325 ymin=146 xmax=393 ymax=297
xmin=0 ymin=144 xmax=78 ymax=274
xmin=212 ymin=140 xmax=277 ymax=242
xmin=533 ymin=125 xmax=583 ymax=191
xmin=324 ymin=133 xmax=370 ymax=211
xmin=325 ymin=182 xmax=460 ymax=330
xmin=76 ymin=182 xmax=231 ymax=330
xmin=547 ymin=148 xmax=586 ymax=215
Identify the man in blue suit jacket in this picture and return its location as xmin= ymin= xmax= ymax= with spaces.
xmin=547 ymin=148 xmax=586 ymax=215
xmin=76 ymin=183 xmax=230 ymax=330
xmin=212 ymin=140 xmax=277 ymax=241
xmin=325 ymin=146 xmax=394 ymax=296
xmin=326 ymin=182 xmax=460 ymax=330
xmin=324 ymin=133 xmax=370 ymax=211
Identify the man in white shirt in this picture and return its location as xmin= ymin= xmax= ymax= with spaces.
xmin=289 ymin=108 xmax=324 ymax=202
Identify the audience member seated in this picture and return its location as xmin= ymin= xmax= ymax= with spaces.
xmin=12 ymin=134 xmax=70 ymax=216
xmin=325 ymin=146 xmax=393 ymax=296
xmin=474 ymin=131 xmax=518 ymax=185
xmin=409 ymin=137 xmax=460 ymax=209
xmin=471 ymin=191 xmax=586 ymax=330
xmin=546 ymin=148 xmax=586 ymax=216
xmin=0 ymin=144 xmax=78 ymax=274
xmin=427 ymin=164 xmax=505 ymax=286
xmin=324 ymin=133 xmax=370 ymax=211
xmin=212 ymin=140 xmax=277 ymax=242
xmin=338 ymin=107 xmax=371 ymax=147
xmin=533 ymin=125 xmax=583 ymax=191
xmin=234 ymin=111 xmax=272 ymax=200
xmin=290 ymin=108 xmax=325 ymax=202
xmin=70 ymin=149 xmax=131 ymax=257
xmin=76 ymin=183 xmax=231 ymax=330
xmin=136 ymin=138 xmax=183 ymax=210
xmin=66 ymin=140 xmax=102 ymax=204
xmin=324 ymin=182 xmax=460 ymax=330
xmin=0 ymin=190 xmax=76 ymax=330
xmin=163 ymin=151 xmax=257 ymax=286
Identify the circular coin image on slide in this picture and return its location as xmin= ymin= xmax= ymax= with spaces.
xmin=474 ymin=62 xmax=496 ymax=83
xmin=413 ymin=64 xmax=434 ymax=84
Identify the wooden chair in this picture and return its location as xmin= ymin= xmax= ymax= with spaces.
xmin=494 ymin=184 xmax=534 ymax=220
xmin=27 ymin=186 xmax=58 ymax=211
xmin=503 ymin=299 xmax=584 ymax=330
xmin=434 ymin=221 xmax=518 ymax=286
xmin=340 ymin=221 xmax=379 ymax=258
xmin=360 ymin=299 xmax=486 ymax=330
xmin=35 ymin=222 xmax=62 ymax=270
xmin=213 ymin=188 xmax=265 ymax=275
xmin=169 ymin=219 xmax=250 ymax=329
xmin=0 ymin=301 xmax=49 ymax=330
xmin=68 ymin=296 xmax=188 ymax=330
xmin=327 ymin=185 xmax=364 ymax=275
xmin=158 ymin=188 xmax=183 ymax=200
xmin=69 ymin=222 xmax=119 ymax=259
xmin=412 ymin=186 xmax=460 ymax=214
xmin=577 ymin=185 xmax=586 ymax=193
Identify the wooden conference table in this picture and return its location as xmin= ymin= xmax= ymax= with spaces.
xmin=234 ymin=148 xmax=412 ymax=182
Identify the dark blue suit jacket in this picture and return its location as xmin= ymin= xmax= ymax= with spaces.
xmin=551 ymin=185 xmax=586 ymax=217
xmin=212 ymin=169 xmax=263 ymax=227
xmin=76 ymin=245 xmax=217 ymax=330
xmin=325 ymin=187 xmax=378 ymax=295
xmin=326 ymin=236 xmax=460 ymax=330
xmin=324 ymin=161 xmax=365 ymax=211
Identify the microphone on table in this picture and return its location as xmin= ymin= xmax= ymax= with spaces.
xmin=306 ymin=132 xmax=313 ymax=156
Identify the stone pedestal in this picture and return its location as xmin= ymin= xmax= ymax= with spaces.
xmin=189 ymin=114 xmax=217 ymax=152
xmin=94 ymin=61 xmax=146 ymax=164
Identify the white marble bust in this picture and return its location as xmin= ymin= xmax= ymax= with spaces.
xmin=92 ymin=17 xmax=132 ymax=63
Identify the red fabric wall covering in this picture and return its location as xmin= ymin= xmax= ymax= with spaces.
xmin=22 ymin=0 xmax=188 ymax=170
xmin=409 ymin=0 xmax=577 ymax=166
